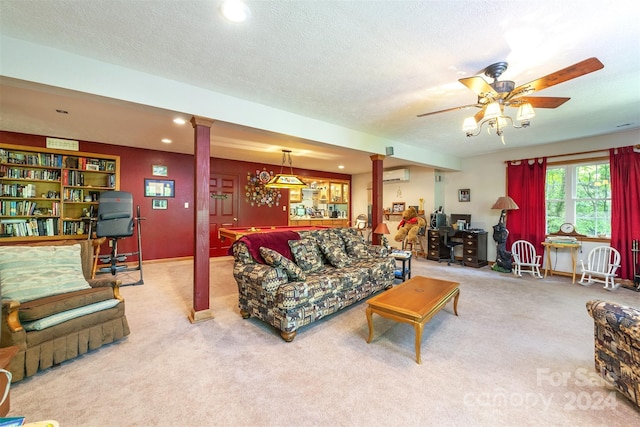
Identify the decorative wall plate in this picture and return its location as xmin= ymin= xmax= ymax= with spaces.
xmin=259 ymin=170 xmax=271 ymax=184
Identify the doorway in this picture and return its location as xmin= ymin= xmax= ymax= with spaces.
xmin=209 ymin=174 xmax=238 ymax=257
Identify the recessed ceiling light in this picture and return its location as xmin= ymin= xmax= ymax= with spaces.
xmin=338 ymin=165 xmax=345 ymax=169
xmin=161 ymin=138 xmax=172 ymax=144
xmin=220 ymin=0 xmax=250 ymax=23
xmin=173 ymin=118 xmax=186 ymax=125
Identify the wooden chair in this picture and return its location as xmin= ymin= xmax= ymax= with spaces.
xmin=511 ymin=240 xmax=542 ymax=278
xmin=579 ymin=246 xmax=621 ymax=290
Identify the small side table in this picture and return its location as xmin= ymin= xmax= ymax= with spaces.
xmin=541 ymin=241 xmax=580 ymax=283
xmin=392 ymin=250 xmax=412 ymax=282
xmin=0 ymin=346 xmax=19 ymax=417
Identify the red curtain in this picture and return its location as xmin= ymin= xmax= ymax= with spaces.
xmin=610 ymin=146 xmax=640 ymax=280
xmin=506 ymin=158 xmax=547 ymax=255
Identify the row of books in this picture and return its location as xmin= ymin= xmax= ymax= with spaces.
xmin=62 ymin=171 xmax=115 ymax=187
xmin=0 ymin=201 xmax=59 ymax=216
xmin=65 ymin=156 xmax=115 ymax=171
xmin=62 ymin=219 xmax=91 ymax=235
xmin=0 ymin=217 xmax=59 ymax=237
xmin=0 ymin=166 xmax=61 ymax=181
xmin=2 ymin=183 xmax=38 ymax=198
xmin=0 ymin=149 xmax=63 ymax=167
xmin=1 ymin=149 xmax=116 ymax=172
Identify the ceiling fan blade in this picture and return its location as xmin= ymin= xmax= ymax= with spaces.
xmin=416 ymin=104 xmax=480 ymax=118
xmin=508 ymin=96 xmax=571 ymax=108
xmin=509 ymin=57 xmax=604 ymax=97
xmin=474 ymin=108 xmax=486 ymax=123
xmin=458 ymin=77 xmax=498 ymax=99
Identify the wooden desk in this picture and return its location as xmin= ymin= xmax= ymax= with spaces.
xmin=426 ymin=229 xmax=488 ymax=268
xmin=541 ymin=241 xmax=581 ymax=283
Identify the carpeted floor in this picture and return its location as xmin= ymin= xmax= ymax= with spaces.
xmin=8 ymin=256 xmax=640 ymax=426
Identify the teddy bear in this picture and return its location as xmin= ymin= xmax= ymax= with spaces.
xmin=394 ymin=206 xmax=426 ymax=244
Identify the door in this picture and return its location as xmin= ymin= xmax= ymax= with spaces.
xmin=209 ymin=174 xmax=239 ymax=257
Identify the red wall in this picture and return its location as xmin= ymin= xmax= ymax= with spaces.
xmin=1 ymin=131 xmax=350 ymax=260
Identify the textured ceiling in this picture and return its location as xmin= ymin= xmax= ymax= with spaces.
xmin=0 ymin=0 xmax=639 ymax=174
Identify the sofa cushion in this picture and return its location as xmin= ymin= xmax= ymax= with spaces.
xmin=338 ymin=229 xmax=373 ymax=259
xmin=22 ymin=298 xmax=121 ymax=331
xmin=289 ymin=238 xmax=324 ymax=272
xmin=276 ymin=265 xmax=369 ymax=310
xmin=0 ymin=244 xmax=91 ymax=303
xmin=259 ymin=247 xmax=306 ymax=281
xmin=19 ymin=287 xmax=115 ymax=322
xmin=316 ymin=229 xmax=352 ymax=268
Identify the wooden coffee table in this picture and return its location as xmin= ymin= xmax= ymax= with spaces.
xmin=366 ymin=276 xmax=460 ymax=364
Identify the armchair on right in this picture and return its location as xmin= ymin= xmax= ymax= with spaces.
xmin=586 ymin=300 xmax=640 ymax=408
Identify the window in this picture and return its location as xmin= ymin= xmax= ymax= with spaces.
xmin=545 ymin=160 xmax=610 ymax=237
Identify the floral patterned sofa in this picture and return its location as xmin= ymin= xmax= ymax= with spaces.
xmin=586 ymin=300 xmax=640 ymax=407
xmin=232 ymin=227 xmax=394 ymax=341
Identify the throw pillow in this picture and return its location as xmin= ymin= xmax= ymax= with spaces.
xmin=259 ymin=247 xmax=306 ymax=281
xmin=340 ymin=231 xmax=372 ymax=259
xmin=0 ymin=244 xmax=91 ymax=303
xmin=316 ymin=230 xmax=352 ymax=268
xmin=288 ymin=238 xmax=324 ymax=272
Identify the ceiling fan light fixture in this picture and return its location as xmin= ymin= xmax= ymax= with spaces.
xmin=484 ymin=102 xmax=502 ymax=120
xmin=462 ymin=117 xmax=478 ymax=132
xmin=516 ymin=103 xmax=536 ymax=121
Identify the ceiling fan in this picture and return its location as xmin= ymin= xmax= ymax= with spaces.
xmin=417 ymin=57 xmax=604 ymax=141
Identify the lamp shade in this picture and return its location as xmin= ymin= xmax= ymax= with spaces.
xmin=483 ymin=102 xmax=502 ymax=120
xmin=491 ymin=196 xmax=519 ymax=211
xmin=264 ymin=174 xmax=307 ymax=188
xmin=516 ymin=103 xmax=536 ymax=121
xmin=373 ymin=223 xmax=390 ymax=235
xmin=462 ymin=116 xmax=478 ymax=131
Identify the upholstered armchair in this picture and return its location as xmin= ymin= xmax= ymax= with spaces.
xmin=586 ymin=300 xmax=640 ymax=407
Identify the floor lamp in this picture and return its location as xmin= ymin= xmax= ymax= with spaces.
xmin=491 ymin=196 xmax=519 ymax=272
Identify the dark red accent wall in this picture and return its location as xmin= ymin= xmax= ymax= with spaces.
xmin=1 ymin=131 xmax=351 ymax=260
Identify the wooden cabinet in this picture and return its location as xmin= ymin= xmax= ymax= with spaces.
xmin=329 ymin=182 xmax=348 ymax=203
xmin=426 ymin=228 xmax=488 ymax=268
xmin=427 ymin=229 xmax=449 ymax=261
xmin=289 ymin=188 xmax=302 ymax=202
xmin=0 ymin=143 xmax=120 ymax=241
xmin=460 ymin=231 xmax=488 ymax=268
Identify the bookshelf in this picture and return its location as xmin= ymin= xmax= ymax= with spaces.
xmin=0 ymin=143 xmax=120 ymax=242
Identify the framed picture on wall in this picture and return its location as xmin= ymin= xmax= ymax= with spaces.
xmin=458 ymin=189 xmax=470 ymax=202
xmin=145 ymin=179 xmax=175 ymax=197
xmin=152 ymin=199 xmax=168 ymax=210
xmin=392 ymin=202 xmax=406 ymax=213
xmin=152 ymin=165 xmax=168 ymax=176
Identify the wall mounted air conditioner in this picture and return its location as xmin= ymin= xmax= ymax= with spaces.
xmin=383 ymin=168 xmax=410 ymax=183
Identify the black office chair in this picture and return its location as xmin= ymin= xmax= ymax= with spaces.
xmin=96 ymin=191 xmax=134 ymax=275
xmin=438 ymin=226 xmax=464 ymax=266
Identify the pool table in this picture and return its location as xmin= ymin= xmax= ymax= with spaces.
xmin=218 ymin=225 xmax=332 ymax=243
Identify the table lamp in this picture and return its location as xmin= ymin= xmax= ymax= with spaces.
xmin=491 ymin=196 xmax=519 ymax=272
xmin=373 ymin=223 xmax=390 ymax=249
